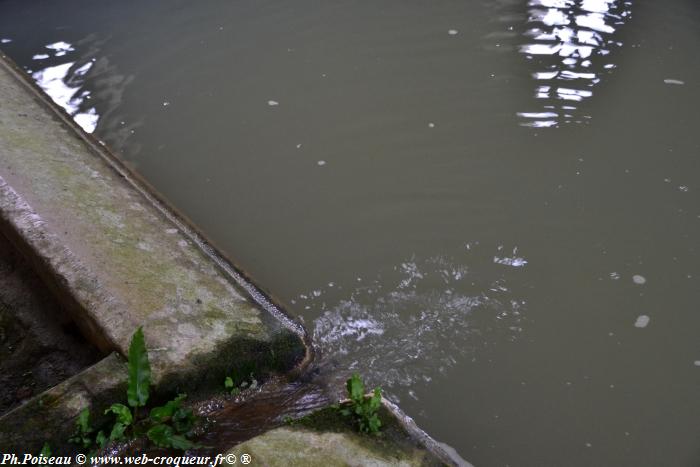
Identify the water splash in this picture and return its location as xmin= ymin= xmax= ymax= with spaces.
xmin=301 ymin=247 xmax=528 ymax=401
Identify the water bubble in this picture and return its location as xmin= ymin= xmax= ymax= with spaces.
xmin=634 ymin=315 xmax=650 ymax=328
xmin=632 ymin=275 xmax=646 ymax=285
xmin=428 ymin=122 xmax=436 ymax=128
xmin=162 ymin=101 xmax=170 ymax=106
xmin=679 ymin=185 xmax=689 ymax=192
xmin=448 ymin=29 xmax=459 ymax=36
xmin=317 ymin=160 xmax=326 ymax=166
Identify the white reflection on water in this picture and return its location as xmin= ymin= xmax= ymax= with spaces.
xmin=518 ymin=0 xmax=632 ymax=127
xmin=29 ymin=41 xmax=99 ymax=133
xmin=307 ymin=248 xmax=527 ymax=402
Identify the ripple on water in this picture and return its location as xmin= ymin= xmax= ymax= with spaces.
xmin=302 ymin=246 xmax=527 ymax=401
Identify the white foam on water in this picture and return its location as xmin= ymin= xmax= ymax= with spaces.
xmin=634 ymin=315 xmax=650 ymax=328
xmin=632 ymin=274 xmax=646 ymax=285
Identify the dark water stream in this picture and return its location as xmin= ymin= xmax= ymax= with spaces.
xmin=1 ymin=1 xmax=699 ymax=465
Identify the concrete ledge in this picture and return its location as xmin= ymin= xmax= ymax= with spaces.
xmin=224 ymin=401 xmax=471 ymax=467
xmin=0 ymin=353 xmax=127 ymax=454
xmin=0 ymin=49 xmax=309 ymax=450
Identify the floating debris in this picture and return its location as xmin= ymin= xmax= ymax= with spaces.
xmin=634 ymin=315 xmax=650 ymax=328
xmin=663 ymin=79 xmax=685 ymax=85
xmin=448 ymin=29 xmax=459 ymax=36
xmin=632 ymin=275 xmax=646 ymax=285
xmin=493 ymin=256 xmax=528 ymax=268
xmin=317 ymin=160 xmax=326 ymax=166
xmin=267 ymin=100 xmax=279 ymax=106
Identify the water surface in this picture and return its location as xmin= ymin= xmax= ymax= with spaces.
xmin=1 ymin=1 xmax=699 ymax=465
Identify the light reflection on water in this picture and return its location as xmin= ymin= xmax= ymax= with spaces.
xmin=21 ymin=40 xmax=100 ymax=133
xmin=518 ymin=0 xmax=632 ymax=127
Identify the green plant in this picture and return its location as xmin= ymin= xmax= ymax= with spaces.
xmin=68 ymin=327 xmax=199 ymax=452
xmin=340 ymin=374 xmax=382 ymax=434
xmin=224 ymin=376 xmax=240 ymax=396
xmin=127 ymin=327 xmax=151 ymax=414
xmin=68 ymin=408 xmax=95 ymax=449
xmin=40 ymin=442 xmax=52 ymax=457
xmin=223 ymin=372 xmax=258 ymax=396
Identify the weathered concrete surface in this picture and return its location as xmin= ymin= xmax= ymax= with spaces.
xmin=0 ymin=52 xmax=307 ymax=450
xmin=0 ymin=53 xmax=306 ymax=382
xmin=0 ymin=353 xmax=127 ymax=454
xmin=226 ymin=427 xmax=439 ymax=466
xmin=224 ymin=402 xmax=471 ymax=467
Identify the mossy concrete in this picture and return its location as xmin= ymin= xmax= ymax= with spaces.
xmin=0 ymin=52 xmax=308 ymax=449
xmin=227 ymin=427 xmax=436 ymax=466
xmin=224 ymin=401 xmax=471 ymax=467
xmin=0 ymin=353 xmax=127 ymax=454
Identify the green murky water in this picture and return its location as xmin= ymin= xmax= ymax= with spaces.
xmin=1 ymin=1 xmax=699 ymax=464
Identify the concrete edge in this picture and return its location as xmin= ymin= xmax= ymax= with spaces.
xmin=0 ymin=353 xmax=128 ymax=454
xmin=381 ymin=398 xmax=474 ymax=467
xmin=0 ymin=177 xmax=127 ymax=353
xmin=0 ymin=50 xmax=312 ymax=354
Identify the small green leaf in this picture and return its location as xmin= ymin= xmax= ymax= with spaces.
xmin=367 ymin=414 xmax=382 ymax=434
xmin=150 ymin=394 xmax=186 ymax=423
xmin=39 ymin=442 xmax=51 ymax=458
xmin=127 ymin=327 xmax=151 ymax=408
xmin=169 ymin=434 xmax=196 ymax=450
xmin=76 ymin=408 xmax=92 ymax=434
xmin=109 ymin=422 xmax=127 ymax=441
xmin=172 ymin=407 xmax=195 ymax=434
xmin=347 ymin=374 xmax=364 ymax=402
xmin=369 ymin=388 xmax=382 ymax=411
xmin=230 ymin=387 xmax=241 ymax=396
xmin=146 ymin=424 xmax=198 ymax=450
xmin=96 ymin=431 xmax=107 ymax=448
xmin=146 ymin=424 xmax=174 ymax=447
xmin=224 ymin=376 xmax=234 ymax=390
xmin=105 ymin=403 xmax=133 ymax=425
